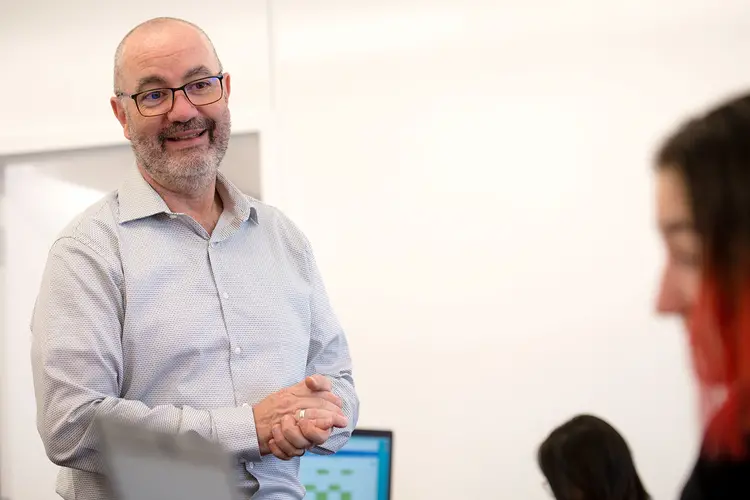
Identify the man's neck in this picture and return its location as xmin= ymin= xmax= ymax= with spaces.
xmin=138 ymin=166 xmax=224 ymax=234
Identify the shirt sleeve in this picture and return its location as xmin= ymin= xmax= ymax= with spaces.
xmin=301 ymin=240 xmax=360 ymax=455
xmin=30 ymin=236 xmax=262 ymax=474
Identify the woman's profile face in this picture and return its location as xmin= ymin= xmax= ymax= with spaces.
xmin=655 ymin=168 xmax=702 ymax=324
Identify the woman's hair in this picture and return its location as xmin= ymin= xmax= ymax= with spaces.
xmin=537 ymin=414 xmax=650 ymax=500
xmin=655 ymin=92 xmax=750 ymax=459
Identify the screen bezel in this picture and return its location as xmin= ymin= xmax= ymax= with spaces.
xmin=349 ymin=428 xmax=393 ymax=500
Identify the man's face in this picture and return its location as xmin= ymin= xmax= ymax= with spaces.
xmin=111 ymin=24 xmax=232 ymax=194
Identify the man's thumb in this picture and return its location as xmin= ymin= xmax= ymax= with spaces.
xmin=305 ymin=374 xmax=328 ymax=391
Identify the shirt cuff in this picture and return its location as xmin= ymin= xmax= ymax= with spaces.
xmin=209 ymin=406 xmax=261 ymax=463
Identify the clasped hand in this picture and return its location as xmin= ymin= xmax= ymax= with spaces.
xmin=253 ymin=375 xmax=347 ymax=460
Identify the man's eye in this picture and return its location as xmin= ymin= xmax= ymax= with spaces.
xmin=143 ymin=91 xmax=164 ymax=101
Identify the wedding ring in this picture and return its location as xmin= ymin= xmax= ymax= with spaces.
xmin=298 ymin=409 xmax=306 ymax=420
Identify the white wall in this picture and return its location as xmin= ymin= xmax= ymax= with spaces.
xmin=0 ymin=170 xmax=5 ymax=498
xmin=3 ymin=1 xmax=750 ymax=500
xmin=268 ymin=1 xmax=750 ymax=498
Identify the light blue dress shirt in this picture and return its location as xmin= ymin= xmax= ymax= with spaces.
xmin=30 ymin=167 xmax=359 ymax=500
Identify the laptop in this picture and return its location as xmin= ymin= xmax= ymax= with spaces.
xmin=99 ymin=418 xmax=393 ymax=500
xmin=98 ymin=417 xmax=241 ymax=500
xmin=298 ymin=428 xmax=394 ymax=500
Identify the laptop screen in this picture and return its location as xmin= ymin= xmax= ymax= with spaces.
xmin=299 ymin=429 xmax=393 ymax=500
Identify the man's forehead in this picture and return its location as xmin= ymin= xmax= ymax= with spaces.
xmin=123 ymin=24 xmax=208 ymax=63
xmin=122 ymin=40 xmax=215 ymax=89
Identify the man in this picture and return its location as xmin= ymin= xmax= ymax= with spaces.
xmin=30 ymin=17 xmax=359 ymax=500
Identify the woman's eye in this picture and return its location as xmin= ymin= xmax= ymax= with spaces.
xmin=674 ymin=251 xmax=701 ymax=267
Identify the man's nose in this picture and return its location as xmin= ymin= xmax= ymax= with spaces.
xmin=167 ymin=91 xmax=200 ymax=123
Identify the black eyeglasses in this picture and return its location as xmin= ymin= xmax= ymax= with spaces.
xmin=117 ymin=73 xmax=225 ymax=117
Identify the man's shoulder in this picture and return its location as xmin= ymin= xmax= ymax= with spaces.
xmin=247 ymin=198 xmax=312 ymax=254
xmin=53 ymin=191 xmax=121 ymax=257
xmin=250 ymin=198 xmax=305 ymax=236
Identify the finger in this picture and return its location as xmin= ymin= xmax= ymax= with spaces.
xmin=290 ymin=385 xmax=341 ymax=408
xmin=297 ymin=397 xmax=344 ymax=416
xmin=273 ymin=424 xmax=305 ymax=457
xmin=297 ymin=408 xmax=349 ymax=429
xmin=305 ymin=375 xmax=332 ymax=392
xmin=281 ymin=415 xmax=313 ymax=449
xmin=272 ymin=424 xmax=305 ymax=457
xmin=311 ymin=390 xmax=342 ymax=408
xmin=268 ymin=439 xmax=292 ymax=461
xmin=299 ymin=419 xmax=333 ymax=445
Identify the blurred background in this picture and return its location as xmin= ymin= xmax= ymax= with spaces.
xmin=3 ymin=0 xmax=750 ymax=498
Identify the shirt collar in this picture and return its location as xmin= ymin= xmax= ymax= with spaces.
xmin=117 ymin=167 xmax=258 ymax=225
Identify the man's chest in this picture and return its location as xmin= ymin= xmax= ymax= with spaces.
xmin=114 ymin=228 xmax=313 ymax=404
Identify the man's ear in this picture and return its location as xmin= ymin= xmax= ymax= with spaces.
xmin=222 ymin=72 xmax=231 ymax=102
xmin=110 ymin=96 xmax=131 ymax=140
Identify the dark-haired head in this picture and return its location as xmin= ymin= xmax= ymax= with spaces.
xmin=537 ymin=414 xmax=650 ymax=500
xmin=654 ymin=92 xmax=750 ymax=459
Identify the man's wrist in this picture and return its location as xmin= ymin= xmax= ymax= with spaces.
xmin=252 ymin=404 xmax=271 ymax=455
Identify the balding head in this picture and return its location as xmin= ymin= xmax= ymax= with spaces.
xmin=113 ymin=17 xmax=222 ymax=94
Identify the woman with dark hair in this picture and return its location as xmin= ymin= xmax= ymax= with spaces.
xmin=654 ymin=92 xmax=750 ymax=499
xmin=537 ymin=414 xmax=651 ymax=500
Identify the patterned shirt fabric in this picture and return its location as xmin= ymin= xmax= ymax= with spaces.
xmin=30 ymin=166 xmax=359 ymax=500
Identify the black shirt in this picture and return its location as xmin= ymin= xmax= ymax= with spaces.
xmin=680 ymin=445 xmax=750 ymax=499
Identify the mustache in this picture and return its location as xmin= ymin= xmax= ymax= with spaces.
xmin=158 ymin=118 xmax=216 ymax=143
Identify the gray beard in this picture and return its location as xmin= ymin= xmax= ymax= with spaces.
xmin=132 ymin=142 xmax=220 ymax=194
xmin=128 ymin=110 xmax=231 ymax=195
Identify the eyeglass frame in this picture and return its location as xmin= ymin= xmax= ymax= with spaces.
xmin=115 ymin=73 xmax=225 ymax=117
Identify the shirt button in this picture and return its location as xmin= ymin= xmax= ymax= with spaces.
xmin=222 ymin=292 xmax=229 ymax=299
xmin=234 ymin=346 xmax=242 ymax=355
xmin=210 ymin=241 xmax=217 ymax=247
